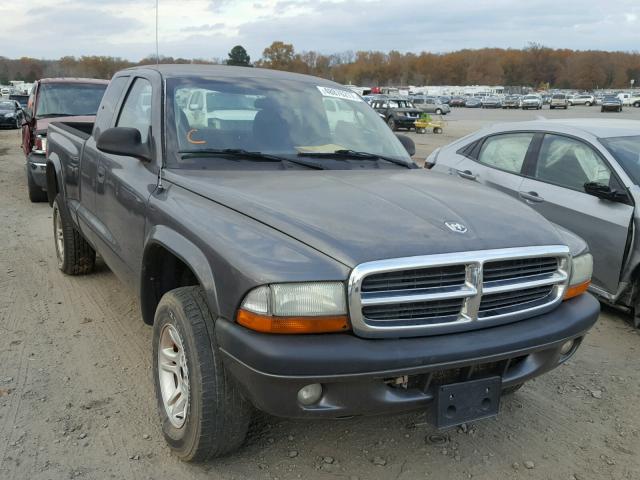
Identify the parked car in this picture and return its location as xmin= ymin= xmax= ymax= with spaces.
xmin=449 ymin=96 xmax=467 ymax=107
xmin=481 ymin=96 xmax=502 ymax=108
xmin=410 ymin=95 xmax=451 ymax=115
xmin=371 ymin=97 xmax=423 ymax=130
xmin=617 ymin=93 xmax=640 ymax=107
xmin=0 ymin=87 xmax=10 ymax=96
xmin=465 ymin=97 xmax=482 ymax=108
xmin=501 ymin=96 xmax=520 ymax=109
xmin=46 ymin=65 xmax=598 ymax=460
xmin=428 ymin=118 xmax=640 ymax=325
xmin=521 ymin=95 xmax=543 ymax=110
xmin=9 ymin=94 xmax=29 ymax=109
xmin=550 ymin=94 xmax=569 ymax=109
xmin=437 ymin=96 xmax=451 ymax=105
xmin=21 ymin=77 xmax=108 ymax=202
xmin=568 ymin=94 xmax=595 ymax=106
xmin=0 ymin=100 xmax=24 ymax=129
xmin=601 ymin=96 xmax=623 ymax=112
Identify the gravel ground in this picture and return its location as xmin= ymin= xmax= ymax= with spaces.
xmin=1 ymin=106 xmax=640 ymax=480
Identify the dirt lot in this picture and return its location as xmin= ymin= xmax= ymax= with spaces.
xmin=2 ymin=107 xmax=640 ymax=480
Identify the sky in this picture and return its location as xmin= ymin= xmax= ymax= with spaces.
xmin=2 ymin=0 xmax=639 ymax=61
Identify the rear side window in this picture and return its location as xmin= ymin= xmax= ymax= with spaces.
xmin=534 ymin=134 xmax=612 ymax=191
xmin=477 ymin=133 xmax=535 ymax=174
xmin=117 ymin=78 xmax=152 ymax=144
xmin=93 ymin=76 xmax=129 ymax=138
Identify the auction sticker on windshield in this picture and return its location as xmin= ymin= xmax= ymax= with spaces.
xmin=317 ymin=86 xmax=362 ymax=102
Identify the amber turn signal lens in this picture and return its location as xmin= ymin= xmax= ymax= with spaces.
xmin=237 ymin=309 xmax=350 ymax=334
xmin=563 ymin=280 xmax=590 ymax=300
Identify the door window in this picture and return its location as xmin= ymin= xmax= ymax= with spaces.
xmin=477 ymin=133 xmax=534 ymax=174
xmin=534 ymin=134 xmax=612 ymax=191
xmin=116 ymin=78 xmax=152 ymax=143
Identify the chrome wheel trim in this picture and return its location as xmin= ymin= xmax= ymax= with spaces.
xmin=158 ymin=323 xmax=190 ymax=429
xmin=53 ymin=205 xmax=64 ymax=267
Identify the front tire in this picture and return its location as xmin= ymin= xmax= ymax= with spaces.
xmin=52 ymin=194 xmax=96 ymax=274
xmin=585 ymin=101 xmax=592 ymax=107
xmin=435 ymin=108 xmax=443 ymax=115
xmin=153 ymin=286 xmax=253 ymax=461
xmin=387 ymin=118 xmax=397 ymax=131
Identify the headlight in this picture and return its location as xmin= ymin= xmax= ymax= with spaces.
xmin=564 ymin=253 xmax=593 ymax=300
xmin=237 ymin=282 xmax=349 ymax=334
xmin=4 ymin=113 xmax=14 ymax=118
xmin=395 ymin=112 xmax=406 ymax=117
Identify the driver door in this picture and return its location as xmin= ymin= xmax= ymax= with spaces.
xmin=519 ymin=133 xmax=633 ymax=295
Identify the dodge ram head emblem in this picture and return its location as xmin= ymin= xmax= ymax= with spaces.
xmin=445 ymin=221 xmax=468 ymax=233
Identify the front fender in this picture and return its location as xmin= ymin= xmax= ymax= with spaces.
xmin=45 ymin=155 xmax=63 ymax=206
xmin=143 ymin=224 xmax=220 ymax=317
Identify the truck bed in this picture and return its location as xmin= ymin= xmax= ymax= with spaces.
xmin=49 ymin=121 xmax=95 ymax=140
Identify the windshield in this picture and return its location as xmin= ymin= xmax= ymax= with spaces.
xmin=552 ymin=94 xmax=565 ymax=99
xmin=166 ymin=77 xmax=411 ymax=168
xmin=0 ymin=101 xmax=14 ymax=110
xmin=36 ymin=83 xmax=107 ymax=117
xmin=524 ymin=95 xmax=538 ymax=100
xmin=601 ymin=136 xmax=640 ymax=185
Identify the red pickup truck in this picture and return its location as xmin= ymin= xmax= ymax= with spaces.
xmin=22 ymin=78 xmax=108 ymax=202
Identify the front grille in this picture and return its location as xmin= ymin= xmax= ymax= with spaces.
xmin=349 ymin=246 xmax=570 ymax=337
xmin=484 ymin=257 xmax=558 ymax=282
xmin=363 ymin=298 xmax=463 ymax=323
xmin=479 ymin=285 xmax=554 ymax=317
xmin=362 ymin=264 xmax=466 ymax=293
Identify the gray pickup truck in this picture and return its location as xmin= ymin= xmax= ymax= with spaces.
xmin=45 ymin=65 xmax=599 ymax=461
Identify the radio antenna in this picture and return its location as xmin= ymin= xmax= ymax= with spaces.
xmin=155 ymin=0 xmax=159 ymax=64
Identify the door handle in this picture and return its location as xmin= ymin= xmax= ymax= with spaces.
xmin=457 ymin=169 xmax=476 ymax=180
xmin=97 ymin=165 xmax=106 ymax=183
xmin=519 ymin=191 xmax=544 ymax=203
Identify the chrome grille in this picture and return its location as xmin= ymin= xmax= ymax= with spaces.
xmin=362 ymin=265 xmax=466 ymax=293
xmin=348 ymin=246 xmax=570 ymax=338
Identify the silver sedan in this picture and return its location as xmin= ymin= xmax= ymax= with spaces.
xmin=427 ymin=119 xmax=640 ymax=325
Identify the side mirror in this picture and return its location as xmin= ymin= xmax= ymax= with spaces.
xmin=97 ymin=127 xmax=151 ymax=162
xmin=396 ymin=134 xmax=416 ymax=156
xmin=584 ymin=181 xmax=628 ymax=203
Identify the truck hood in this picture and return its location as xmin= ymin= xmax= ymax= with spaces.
xmin=166 ymin=169 xmax=565 ymax=268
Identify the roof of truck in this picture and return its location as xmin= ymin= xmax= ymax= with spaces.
xmin=38 ymin=77 xmax=109 ymax=84
xmin=124 ymin=64 xmax=341 ymax=85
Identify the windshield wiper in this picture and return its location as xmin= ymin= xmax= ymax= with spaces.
xmin=178 ymin=148 xmax=326 ymax=170
xmin=298 ymin=149 xmax=415 ymax=168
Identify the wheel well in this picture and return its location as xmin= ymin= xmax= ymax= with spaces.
xmin=140 ymin=244 xmax=199 ymax=325
xmin=45 ymin=162 xmax=59 ymax=206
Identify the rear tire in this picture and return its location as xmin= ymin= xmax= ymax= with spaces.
xmin=153 ymin=286 xmax=253 ymax=461
xmin=27 ymin=169 xmax=47 ymax=203
xmin=435 ymin=108 xmax=443 ymax=115
xmin=52 ymin=194 xmax=96 ymax=275
xmin=585 ymin=101 xmax=592 ymax=107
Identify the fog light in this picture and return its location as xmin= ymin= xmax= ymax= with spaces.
xmin=297 ymin=383 xmax=323 ymax=406
xmin=560 ymin=340 xmax=574 ymax=356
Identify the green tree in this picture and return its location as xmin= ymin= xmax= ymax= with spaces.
xmin=226 ymin=45 xmax=251 ymax=66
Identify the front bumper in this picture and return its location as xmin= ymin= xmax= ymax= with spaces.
xmin=27 ymin=152 xmax=47 ymax=189
xmin=0 ymin=116 xmax=17 ymax=126
xmin=217 ymin=294 xmax=599 ymax=419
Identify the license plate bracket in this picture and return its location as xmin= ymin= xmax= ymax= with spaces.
xmin=436 ymin=376 xmax=502 ymax=429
